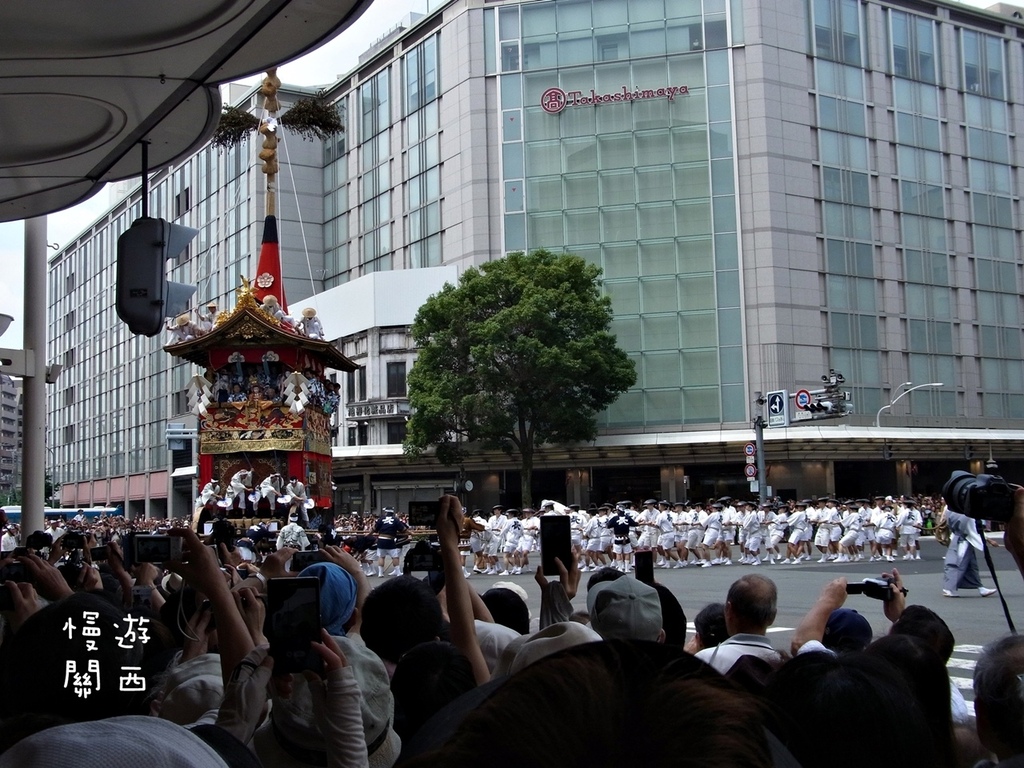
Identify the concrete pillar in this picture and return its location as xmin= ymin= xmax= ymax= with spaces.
xmin=21 ymin=217 xmax=47 ymax=536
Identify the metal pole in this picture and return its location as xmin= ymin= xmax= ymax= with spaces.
xmin=753 ymin=391 xmax=767 ymax=505
xmin=140 ymin=141 xmax=149 ymax=218
xmin=22 ymin=216 xmax=47 ymax=535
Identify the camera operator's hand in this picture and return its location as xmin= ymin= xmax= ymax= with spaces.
xmin=320 ymin=544 xmax=358 ymax=574
xmin=181 ymin=602 xmax=214 ymax=662
xmin=1005 ymin=487 xmax=1024 ymax=583
xmin=216 ymin=644 xmax=274 ymax=744
xmin=76 ymin=562 xmax=102 ymax=592
xmin=107 ymin=539 xmax=127 ymax=575
xmin=231 ymin=586 xmax=267 ymax=645
xmin=167 ymin=528 xmax=226 ymax=597
xmin=436 ymin=494 xmax=463 ymax=548
xmin=534 ymin=553 xmax=581 ymax=600
xmin=219 ymin=542 xmax=243 ymax=569
xmin=131 ymin=561 xmax=161 ymax=588
xmin=17 ymin=552 xmax=73 ymax=601
xmin=791 ymin=577 xmax=848 ymax=656
xmin=46 ymin=536 xmax=64 ymax=565
xmin=260 ymin=546 xmax=298 ymax=580
xmin=881 ymin=568 xmax=907 ymax=623
xmin=4 ymin=581 xmax=43 ymax=632
xmin=819 ymin=577 xmax=849 ymax=609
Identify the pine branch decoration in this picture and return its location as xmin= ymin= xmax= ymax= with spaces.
xmin=279 ymin=95 xmax=344 ymax=142
xmin=211 ymin=106 xmax=261 ymax=149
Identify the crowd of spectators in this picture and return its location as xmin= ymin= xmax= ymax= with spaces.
xmin=0 ymin=490 xmax=1021 ymax=768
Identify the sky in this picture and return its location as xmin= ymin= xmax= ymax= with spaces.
xmin=0 ymin=0 xmax=998 ymax=349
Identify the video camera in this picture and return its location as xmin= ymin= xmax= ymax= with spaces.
xmin=845 ymin=577 xmax=894 ymax=602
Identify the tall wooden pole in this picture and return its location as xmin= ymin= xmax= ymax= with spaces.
xmin=259 ymin=68 xmax=281 ymax=217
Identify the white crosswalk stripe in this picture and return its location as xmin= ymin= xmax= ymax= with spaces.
xmin=948 ymin=646 xmax=981 ymax=718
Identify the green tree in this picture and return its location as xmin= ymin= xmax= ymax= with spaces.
xmin=405 ymin=249 xmax=636 ymax=506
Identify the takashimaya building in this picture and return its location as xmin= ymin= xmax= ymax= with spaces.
xmin=49 ymin=0 xmax=1024 ymax=517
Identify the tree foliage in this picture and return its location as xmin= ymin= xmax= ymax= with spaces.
xmin=405 ymin=250 xmax=636 ymax=505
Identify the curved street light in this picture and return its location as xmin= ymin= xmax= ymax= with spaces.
xmin=875 ymin=381 xmax=944 ymax=428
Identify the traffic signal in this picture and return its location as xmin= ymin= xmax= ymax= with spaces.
xmin=882 ymin=444 xmax=893 ymax=460
xmin=115 ymin=217 xmax=198 ymax=336
xmin=806 ymin=399 xmax=839 ymax=414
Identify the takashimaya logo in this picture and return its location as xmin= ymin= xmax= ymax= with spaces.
xmin=540 ymin=85 xmax=690 ymax=114
xmin=540 ymin=87 xmax=568 ymax=113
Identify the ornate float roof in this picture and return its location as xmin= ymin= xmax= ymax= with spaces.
xmin=165 ymin=279 xmax=358 ymax=372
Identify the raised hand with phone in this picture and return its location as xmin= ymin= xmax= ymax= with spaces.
xmin=437 ymin=494 xmax=491 ymax=685
xmin=166 ymin=527 xmax=255 ymax=684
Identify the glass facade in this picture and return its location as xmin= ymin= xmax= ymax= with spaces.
xmin=322 ymin=34 xmax=442 ymax=285
xmin=811 ymin=0 xmax=1023 ymax=421
xmin=490 ymin=0 xmax=744 ymax=427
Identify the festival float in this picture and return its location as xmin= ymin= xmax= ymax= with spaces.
xmin=164 ymin=69 xmax=357 ymax=522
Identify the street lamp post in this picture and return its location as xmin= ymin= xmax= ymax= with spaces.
xmin=875 ymin=381 xmax=943 ymax=428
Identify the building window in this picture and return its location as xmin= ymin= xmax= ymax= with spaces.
xmin=360 ymin=69 xmax=390 ymax=141
xmin=386 ymin=362 xmax=407 ymax=398
xmin=405 ymin=34 xmax=439 ymax=114
xmin=174 ymin=188 xmax=191 ymax=218
xmin=386 ymin=420 xmax=407 ymax=444
xmin=960 ymin=29 xmax=1005 ymax=98
xmin=348 ymin=426 xmax=357 ymax=446
xmin=812 ymin=0 xmax=863 ymax=66
xmin=888 ymin=10 xmax=937 ymax=84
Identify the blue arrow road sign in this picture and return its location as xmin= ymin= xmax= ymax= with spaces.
xmin=766 ymin=390 xmax=788 ymax=428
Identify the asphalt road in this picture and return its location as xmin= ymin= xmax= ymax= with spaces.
xmin=465 ymin=538 xmax=1020 ymax=648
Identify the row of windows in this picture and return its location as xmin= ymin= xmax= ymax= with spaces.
xmin=345 ymin=362 xmax=407 ymax=402
xmin=813 ymin=0 xmax=1012 ymax=98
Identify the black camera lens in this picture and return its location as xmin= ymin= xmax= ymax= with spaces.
xmin=942 ymin=470 xmax=976 ymax=516
xmin=942 ymin=470 xmax=1014 ymax=523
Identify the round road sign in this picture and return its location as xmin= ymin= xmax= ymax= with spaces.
xmin=744 ymin=442 xmax=756 ymax=456
xmin=744 ymin=464 xmax=757 ymax=478
xmin=795 ymin=389 xmax=812 ymax=410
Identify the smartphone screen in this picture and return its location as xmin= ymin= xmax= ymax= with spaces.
xmin=264 ymin=577 xmax=322 ymax=675
xmin=540 ymin=515 xmax=572 ymax=576
xmin=634 ymin=550 xmax=655 ymax=586
xmin=90 ymin=545 xmax=109 ymax=562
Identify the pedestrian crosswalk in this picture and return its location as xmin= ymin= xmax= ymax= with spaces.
xmin=949 ymin=644 xmax=983 ymax=717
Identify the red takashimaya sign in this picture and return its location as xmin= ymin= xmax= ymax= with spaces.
xmin=540 ymin=85 xmax=690 ymax=114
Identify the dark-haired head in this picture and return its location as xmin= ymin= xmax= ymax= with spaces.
xmin=362 ymin=576 xmax=443 ymax=664
xmin=392 ymin=641 xmax=475 ymax=741
xmin=482 ymin=588 xmax=529 ymax=636
xmin=764 ymin=651 xmax=938 ymax=768
xmin=694 ymin=603 xmax=728 ymax=649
